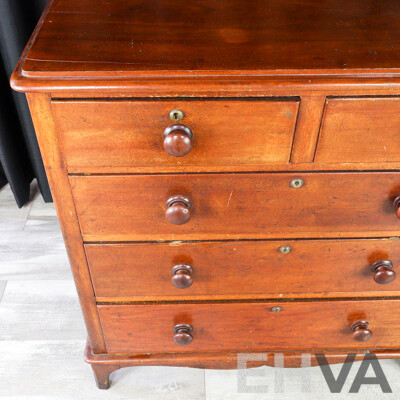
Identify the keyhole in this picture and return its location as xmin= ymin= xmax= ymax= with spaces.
xmin=279 ymin=246 xmax=292 ymax=254
xmin=290 ymin=178 xmax=304 ymax=189
xmin=169 ymin=109 xmax=184 ymax=122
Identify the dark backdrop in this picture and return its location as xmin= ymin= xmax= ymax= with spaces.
xmin=0 ymin=0 xmax=51 ymax=207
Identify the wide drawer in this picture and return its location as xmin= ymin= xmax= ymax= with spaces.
xmin=86 ymin=239 xmax=400 ymax=301
xmin=315 ymin=97 xmax=400 ymax=164
xmin=70 ymin=172 xmax=400 ymax=241
xmin=53 ymin=99 xmax=299 ymax=173
xmin=98 ymin=300 xmax=400 ymax=353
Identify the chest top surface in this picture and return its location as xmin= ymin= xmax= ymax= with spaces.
xmin=14 ymin=0 xmax=400 ymax=82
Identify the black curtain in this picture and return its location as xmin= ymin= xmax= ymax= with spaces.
xmin=0 ymin=0 xmax=52 ymax=207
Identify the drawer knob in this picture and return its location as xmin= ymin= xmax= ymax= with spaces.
xmin=173 ymin=323 xmax=193 ymax=345
xmin=350 ymin=320 xmax=372 ymax=342
xmin=393 ymin=196 xmax=400 ymax=219
xmin=163 ymin=124 xmax=193 ymax=157
xmin=370 ymin=260 xmax=396 ymax=284
xmin=165 ymin=195 xmax=192 ymax=225
xmin=171 ymin=264 xmax=193 ymax=288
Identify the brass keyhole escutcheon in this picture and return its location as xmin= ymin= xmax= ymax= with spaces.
xmin=279 ymin=246 xmax=292 ymax=254
xmin=170 ymin=109 xmax=184 ymax=122
xmin=290 ymin=178 xmax=304 ymax=189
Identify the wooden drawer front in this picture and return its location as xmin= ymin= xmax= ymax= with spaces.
xmin=86 ymin=239 xmax=400 ymax=301
xmin=315 ymin=97 xmax=400 ymax=164
xmin=99 ymin=300 xmax=400 ymax=353
xmin=70 ymin=172 xmax=400 ymax=241
xmin=53 ymin=99 xmax=299 ymax=173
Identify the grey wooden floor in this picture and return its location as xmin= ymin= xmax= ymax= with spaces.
xmin=0 ymin=181 xmax=399 ymax=399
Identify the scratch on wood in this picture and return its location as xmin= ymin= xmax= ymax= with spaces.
xmin=227 ymin=190 xmax=233 ymax=207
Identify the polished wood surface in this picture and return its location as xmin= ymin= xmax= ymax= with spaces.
xmin=165 ymin=195 xmax=192 ymax=225
xmin=163 ymin=124 xmax=194 ymax=157
xmin=91 ymin=364 xmax=115 ymax=390
xmin=393 ymin=195 xmax=400 ymax=219
xmin=371 ymin=260 xmax=397 ymax=285
xmin=52 ymin=99 xmax=299 ymax=172
xmin=171 ymin=264 xmax=193 ymax=289
xmin=290 ymin=96 xmax=326 ymax=164
xmin=85 ymin=341 xmax=400 ymax=381
xmin=85 ymin=342 xmax=400 ymax=369
xmin=86 ymin=239 xmax=400 ymax=301
xmin=85 ymin=341 xmax=400 ymax=390
xmin=70 ymin=172 xmax=400 ymax=241
xmin=12 ymin=0 xmax=400 ymax=389
xmin=350 ymin=320 xmax=373 ymax=342
xmin=173 ymin=324 xmax=194 ymax=346
xmin=315 ymin=97 xmax=400 ymax=163
xmin=26 ymin=93 xmax=106 ymax=353
xmin=18 ymin=0 xmax=400 ymax=78
xmin=98 ymin=300 xmax=400 ymax=353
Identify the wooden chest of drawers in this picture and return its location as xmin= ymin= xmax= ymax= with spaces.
xmin=12 ymin=0 xmax=400 ymax=389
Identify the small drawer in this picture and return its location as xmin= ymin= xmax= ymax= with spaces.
xmin=52 ymin=98 xmax=299 ymax=173
xmin=315 ymin=97 xmax=400 ymax=164
xmin=86 ymin=239 xmax=400 ymax=301
xmin=70 ymin=172 xmax=400 ymax=241
xmin=98 ymin=300 xmax=400 ymax=353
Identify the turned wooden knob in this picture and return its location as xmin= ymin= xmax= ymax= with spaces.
xmin=165 ymin=195 xmax=192 ymax=225
xmin=350 ymin=320 xmax=372 ymax=342
xmin=163 ymin=124 xmax=193 ymax=157
xmin=371 ymin=260 xmax=396 ymax=284
xmin=393 ymin=196 xmax=400 ymax=219
xmin=173 ymin=323 xmax=193 ymax=345
xmin=171 ymin=264 xmax=193 ymax=288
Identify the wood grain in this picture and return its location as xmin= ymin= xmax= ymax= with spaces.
xmin=12 ymin=0 xmax=400 ymax=94
xmin=98 ymin=300 xmax=400 ymax=353
xmin=315 ymin=97 xmax=400 ymax=163
xmin=11 ymin=0 xmax=400 ymax=388
xmin=70 ymin=172 xmax=400 ymax=241
xmin=85 ymin=341 xmax=400 ymax=369
xmin=26 ymin=93 xmax=106 ymax=353
xmin=290 ymin=96 xmax=326 ymax=163
xmin=19 ymin=0 xmax=400 ymax=77
xmin=11 ymin=73 xmax=400 ymax=96
xmin=86 ymin=239 xmax=400 ymax=301
xmin=53 ymin=99 xmax=299 ymax=172
xmin=66 ymin=160 xmax=400 ymax=174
